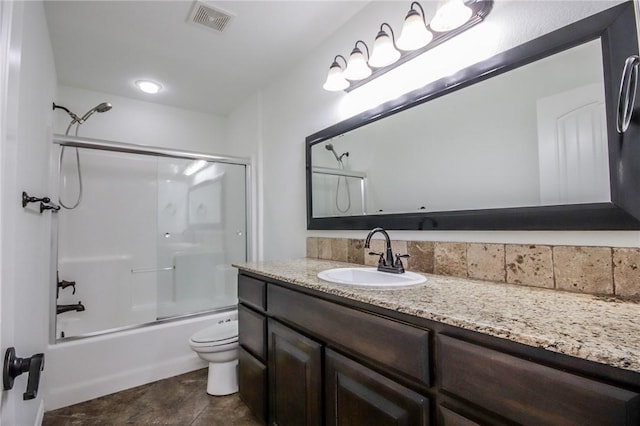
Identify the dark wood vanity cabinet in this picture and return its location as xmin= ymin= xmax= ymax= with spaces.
xmin=237 ymin=271 xmax=640 ymax=426
xmin=238 ymin=275 xmax=268 ymax=424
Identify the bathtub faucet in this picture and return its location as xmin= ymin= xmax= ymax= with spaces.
xmin=56 ymin=302 xmax=85 ymax=315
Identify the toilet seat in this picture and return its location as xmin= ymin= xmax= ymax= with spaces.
xmin=190 ymin=321 xmax=238 ymax=346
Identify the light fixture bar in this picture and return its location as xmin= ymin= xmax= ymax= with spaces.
xmin=344 ymin=0 xmax=492 ymax=93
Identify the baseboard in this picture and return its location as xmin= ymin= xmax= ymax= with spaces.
xmin=44 ymin=355 xmax=206 ymax=411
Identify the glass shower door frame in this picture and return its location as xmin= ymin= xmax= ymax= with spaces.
xmin=51 ymin=134 xmax=252 ymax=343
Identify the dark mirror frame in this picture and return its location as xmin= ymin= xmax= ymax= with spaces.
xmin=306 ymin=1 xmax=640 ymax=231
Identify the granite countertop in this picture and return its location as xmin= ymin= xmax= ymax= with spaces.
xmin=234 ymin=258 xmax=640 ymax=374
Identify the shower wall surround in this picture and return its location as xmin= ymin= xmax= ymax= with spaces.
xmin=307 ymin=237 xmax=640 ymax=297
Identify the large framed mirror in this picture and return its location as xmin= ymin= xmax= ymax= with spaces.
xmin=306 ymin=2 xmax=640 ymax=230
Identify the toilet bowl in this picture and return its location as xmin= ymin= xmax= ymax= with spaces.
xmin=189 ymin=320 xmax=239 ymax=395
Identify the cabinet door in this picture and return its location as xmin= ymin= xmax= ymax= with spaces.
xmin=239 ymin=347 xmax=267 ymax=424
xmin=268 ymin=319 xmax=322 ymax=426
xmin=326 ymin=349 xmax=430 ymax=426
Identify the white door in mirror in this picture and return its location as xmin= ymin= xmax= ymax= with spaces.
xmin=317 ymin=268 xmax=426 ymax=288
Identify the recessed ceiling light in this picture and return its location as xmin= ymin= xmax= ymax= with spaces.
xmin=135 ymin=80 xmax=162 ymax=94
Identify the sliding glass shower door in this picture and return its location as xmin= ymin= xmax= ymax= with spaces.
xmin=156 ymin=158 xmax=247 ymax=319
xmin=56 ymin=143 xmax=248 ymax=340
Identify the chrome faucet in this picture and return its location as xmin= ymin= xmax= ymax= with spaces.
xmin=364 ymin=227 xmax=409 ymax=274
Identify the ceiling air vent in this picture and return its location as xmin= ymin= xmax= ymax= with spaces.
xmin=188 ymin=1 xmax=234 ymax=33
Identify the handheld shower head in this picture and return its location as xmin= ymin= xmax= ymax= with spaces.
xmin=325 ymin=143 xmax=341 ymax=162
xmin=55 ymin=101 xmax=112 ymax=136
xmin=80 ymin=102 xmax=112 ymax=122
xmin=96 ymin=102 xmax=112 ymax=113
xmin=325 ymin=143 xmax=349 ymax=162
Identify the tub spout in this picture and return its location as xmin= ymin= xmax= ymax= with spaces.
xmin=56 ymin=302 xmax=85 ymax=315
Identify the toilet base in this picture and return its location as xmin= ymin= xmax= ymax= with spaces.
xmin=206 ymin=359 xmax=238 ymax=396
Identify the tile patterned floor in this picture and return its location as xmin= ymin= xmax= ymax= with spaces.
xmin=43 ymin=369 xmax=261 ymax=425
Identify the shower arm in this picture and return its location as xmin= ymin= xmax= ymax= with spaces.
xmin=52 ymin=103 xmax=80 ymax=122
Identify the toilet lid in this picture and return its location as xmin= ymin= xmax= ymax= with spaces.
xmin=191 ymin=321 xmax=238 ymax=344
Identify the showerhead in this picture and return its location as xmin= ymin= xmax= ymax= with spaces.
xmin=80 ymin=102 xmax=112 ymax=122
xmin=325 ymin=143 xmax=349 ymax=162
xmin=55 ymin=101 xmax=113 ymax=136
xmin=325 ymin=143 xmax=341 ymax=162
xmin=95 ymin=102 xmax=112 ymax=113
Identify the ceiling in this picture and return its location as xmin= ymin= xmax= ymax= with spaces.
xmin=44 ymin=1 xmax=369 ymax=116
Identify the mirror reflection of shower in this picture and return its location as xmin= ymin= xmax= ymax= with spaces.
xmin=325 ymin=143 xmax=351 ymax=213
xmin=53 ymin=102 xmax=112 ymax=209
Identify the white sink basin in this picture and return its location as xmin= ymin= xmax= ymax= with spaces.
xmin=317 ymin=267 xmax=426 ymax=288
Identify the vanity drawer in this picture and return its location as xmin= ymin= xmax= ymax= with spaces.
xmin=268 ymin=284 xmax=431 ymax=386
xmin=238 ymin=274 xmax=266 ymax=311
xmin=238 ymin=304 xmax=266 ymax=361
xmin=437 ymin=334 xmax=640 ymax=425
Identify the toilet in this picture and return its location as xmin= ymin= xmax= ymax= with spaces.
xmin=189 ymin=320 xmax=239 ymax=395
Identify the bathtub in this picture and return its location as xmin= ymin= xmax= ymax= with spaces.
xmin=43 ymin=308 xmax=237 ymax=410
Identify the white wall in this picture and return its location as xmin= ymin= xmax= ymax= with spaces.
xmin=0 ymin=1 xmax=57 ymax=424
xmin=227 ymin=0 xmax=640 ymax=260
xmin=225 ymin=93 xmax=262 ymax=260
xmin=54 ymin=85 xmax=227 ymax=154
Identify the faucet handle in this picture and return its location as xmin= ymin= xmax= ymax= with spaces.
xmin=57 ymin=280 xmax=76 ymax=297
xmin=368 ymin=251 xmax=385 ymax=265
xmin=394 ymin=253 xmax=410 ymax=268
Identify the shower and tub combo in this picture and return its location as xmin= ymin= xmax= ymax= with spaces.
xmin=47 ymin=102 xmax=249 ymax=403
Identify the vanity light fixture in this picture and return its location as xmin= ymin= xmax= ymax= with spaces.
xmin=344 ymin=40 xmax=372 ymax=81
xmin=135 ymin=80 xmax=162 ymax=94
xmin=323 ymin=0 xmax=492 ymax=92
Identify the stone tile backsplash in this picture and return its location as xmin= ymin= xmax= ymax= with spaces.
xmin=306 ymin=237 xmax=640 ymax=297
xmin=505 ymin=244 xmax=554 ymax=289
